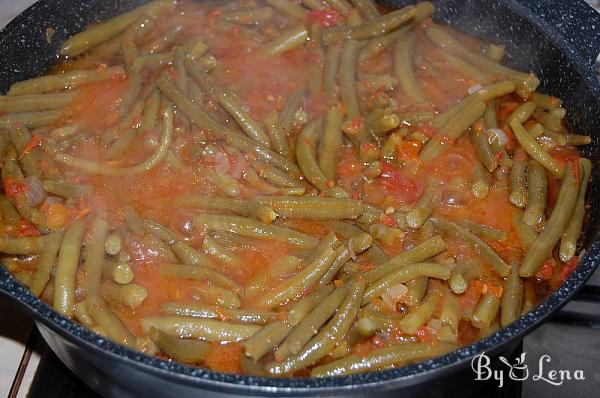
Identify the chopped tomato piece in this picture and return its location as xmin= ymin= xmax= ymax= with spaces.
xmin=16 ymin=220 xmax=40 ymax=237
xmin=19 ymin=134 xmax=42 ymax=160
xmin=416 ymin=326 xmax=434 ymax=342
xmin=3 ymin=178 xmax=28 ymax=199
xmin=306 ymin=8 xmax=344 ymax=27
xmin=535 ymin=259 xmax=554 ymax=280
xmin=377 ymin=162 xmax=422 ymax=204
xmin=551 ymin=256 xmax=579 ymax=290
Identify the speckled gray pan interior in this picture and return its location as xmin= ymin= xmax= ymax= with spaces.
xmin=1 ymin=1 xmax=600 ymax=397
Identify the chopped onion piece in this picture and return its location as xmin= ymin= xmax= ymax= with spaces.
xmin=488 ymin=128 xmax=508 ymax=146
xmin=467 ymin=84 xmax=483 ymax=95
xmin=23 ymin=176 xmax=46 ymax=207
xmin=426 ymin=318 xmax=443 ymax=334
xmin=381 ymin=292 xmax=396 ymax=309
xmin=387 ymin=283 xmax=408 ymax=299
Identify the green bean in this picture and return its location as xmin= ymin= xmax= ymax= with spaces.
xmin=58 ymin=0 xmax=173 ymax=56
xmin=104 ymin=233 xmax=122 ymax=256
xmin=104 ymin=282 xmax=147 ymax=309
xmin=440 ymin=51 xmax=491 ymax=84
xmin=439 ymin=290 xmax=459 ymax=334
xmin=171 ymin=241 xmax=212 ymax=267
xmin=221 ymin=130 xmax=302 ymax=177
xmin=303 ymin=0 xmax=326 ymax=10
xmin=431 ymin=218 xmax=509 ymax=277
xmin=519 ymin=163 xmax=578 ymax=277
xmin=161 ymin=302 xmax=275 ymax=325
xmin=142 ymin=233 xmax=178 ymax=263
xmin=534 ymin=109 xmax=562 ymax=132
xmin=363 ymin=263 xmax=450 ymax=304
xmin=420 ymin=101 xmax=486 ymax=162
xmin=425 ymin=26 xmax=539 ymax=96
xmin=0 ymin=111 xmax=61 ymax=130
xmin=178 ymin=197 xmax=277 ymax=223
xmin=359 ymin=29 xmax=404 ymax=64
xmin=7 ymin=124 xmax=41 ymax=179
xmin=82 ymin=218 xmax=109 ymax=297
xmin=276 ymin=286 xmax=347 ymax=360
xmin=245 ymin=255 xmax=302 ymax=298
xmin=362 ymin=235 xmax=447 ymax=283
xmin=279 ymin=90 xmax=304 ymax=134
xmin=73 ymin=301 xmax=95 ymax=329
xmin=368 ymin=223 xmax=404 ymax=246
xmin=297 ymin=118 xmax=348 ymax=197
xmin=471 ymin=129 xmax=498 ymax=173
xmin=448 ymin=260 xmax=482 ymax=294
xmin=268 ymin=281 xmax=365 ymax=375
xmin=312 ymin=341 xmax=455 ymax=377
xmin=244 ymin=320 xmax=292 ymax=361
xmin=500 ymin=262 xmax=523 ymax=327
xmin=472 ymin=291 xmax=501 ymax=329
xmin=322 ymin=45 xmax=341 ymax=102
xmin=406 ymin=186 xmax=440 ymax=229
xmin=53 ymin=219 xmax=86 ymax=317
xmin=399 ymin=288 xmax=440 ymax=333
xmin=527 ymin=123 xmax=544 ymax=138
xmin=260 ymin=25 xmax=309 ymax=56
xmin=55 ymin=105 xmax=174 ymax=175
xmin=8 ymin=66 xmax=125 ymax=96
xmin=265 ymin=111 xmax=294 ymax=160
xmin=93 ymin=14 xmax=159 ymax=59
xmin=330 ymin=6 xmax=416 ymax=44
xmin=404 ymin=277 xmax=428 ymax=306
xmin=433 ymin=81 xmax=515 ymax=129
xmin=257 ymin=196 xmax=363 ymax=220
xmin=265 ymin=0 xmax=307 ymax=19
xmin=220 ymin=6 xmax=274 ymax=24
xmin=42 ymin=180 xmax=92 ymax=199
xmin=254 ymin=245 xmax=339 ymax=308
xmin=458 ymin=220 xmax=507 ymax=242
xmin=156 ymin=75 xmax=224 ymax=133
xmin=85 ymin=295 xmax=136 ymax=347
xmin=532 ymin=92 xmax=562 ymax=110
xmin=324 ymin=0 xmax=352 ymax=13
xmin=194 ymin=284 xmax=241 ymax=309
xmin=565 ymin=134 xmax=592 ymax=146
xmin=159 ymin=263 xmax=241 ymax=293
xmin=523 ymin=160 xmax=548 ymax=226
xmin=132 ymin=52 xmax=172 ymax=73
xmin=471 ymin=161 xmax=491 ymax=199
xmin=199 ymin=168 xmax=241 ymax=197
xmin=140 ymin=24 xmax=184 ymax=54
xmin=339 ymin=39 xmax=362 ymax=122
xmin=509 ymin=150 xmax=528 ymax=208
xmin=319 ymin=234 xmax=372 ymax=286
xmin=196 ymin=214 xmax=318 ymax=249
xmin=101 ymin=96 xmax=145 ymax=147
xmin=349 ymin=0 xmax=380 ymax=20
xmin=560 ymin=158 xmax=592 ymax=262
xmin=138 ymin=90 xmax=160 ymax=134
xmin=0 ymin=196 xmax=21 ymax=225
xmin=103 ymin=260 xmax=134 ymax=285
xmin=510 ymin=119 xmax=564 ymax=178
xmin=512 ymin=208 xmax=537 ymax=250
xmin=394 ymin=31 xmax=426 ymax=104
xmin=287 ymin=284 xmax=335 ymax=326
xmin=29 ymin=230 xmax=64 ymax=297
xmin=356 ymin=205 xmax=383 ymax=225
xmin=149 ymin=327 xmax=212 ymax=363
xmin=319 ymin=106 xmax=344 ymax=181
xmin=141 ymin=316 xmax=260 ymax=341
xmin=0 ymin=92 xmax=78 ymax=113
xmin=252 ymin=160 xmax=301 ymax=188
xmin=508 ymin=101 xmax=536 ymax=125
xmin=202 ymin=235 xmax=242 ymax=268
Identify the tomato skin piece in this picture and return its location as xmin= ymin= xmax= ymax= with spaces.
xmin=4 ymin=178 xmax=28 ymax=199
xmin=535 ymin=260 xmax=554 ymax=280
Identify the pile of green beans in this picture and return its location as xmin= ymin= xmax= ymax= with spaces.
xmin=0 ymin=0 xmax=593 ymax=379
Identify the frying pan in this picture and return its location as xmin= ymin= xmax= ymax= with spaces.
xmin=1 ymin=0 xmax=600 ymax=397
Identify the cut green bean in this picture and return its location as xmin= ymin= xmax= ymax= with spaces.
xmin=319 ymin=105 xmax=344 ymax=181
xmin=159 ymin=263 xmax=241 ymax=293
xmin=257 ymin=196 xmax=363 ymax=220
xmin=510 ymin=119 xmax=564 ymax=178
xmin=178 ymin=197 xmax=277 ymax=223
xmin=53 ymin=219 xmax=86 ymax=317
xmin=523 ymin=160 xmax=548 ymax=226
xmin=501 ymin=262 xmax=523 ymax=327
xmin=161 ymin=302 xmax=275 ymax=325
xmin=519 ymin=163 xmax=578 ymax=277
xmin=244 ymin=321 xmax=292 ymax=361
xmin=82 ymin=218 xmax=109 ymax=297
xmin=30 ymin=230 xmax=64 ymax=296
xmin=406 ymin=186 xmax=440 ymax=229
xmin=260 ymin=26 xmax=309 ymax=56
xmin=559 ymin=158 xmax=592 ymax=262
xmin=86 ymin=295 xmax=136 ymax=347
xmin=509 ymin=150 xmax=528 ymax=208
xmin=394 ymin=31 xmax=426 ymax=104
xmin=141 ymin=316 xmax=260 ymax=341
xmin=149 ymin=328 xmax=212 ymax=363
xmin=104 ymin=282 xmax=148 ymax=309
